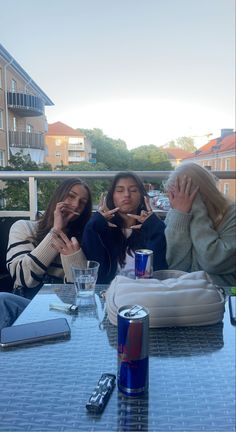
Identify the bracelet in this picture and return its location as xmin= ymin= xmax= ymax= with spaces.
xmin=50 ymin=228 xmax=60 ymax=236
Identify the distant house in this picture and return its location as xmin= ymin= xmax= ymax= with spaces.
xmin=182 ymin=129 xmax=236 ymax=201
xmin=45 ymin=121 xmax=96 ymax=168
xmin=0 ymin=43 xmax=53 ymax=165
xmin=161 ymin=147 xmax=192 ymax=168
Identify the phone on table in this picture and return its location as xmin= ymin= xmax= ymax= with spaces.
xmin=228 ymin=295 xmax=236 ymax=326
xmin=0 ymin=317 xmax=71 ymax=348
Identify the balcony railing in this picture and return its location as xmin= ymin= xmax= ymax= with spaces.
xmin=0 ymin=170 xmax=234 ymax=221
xmin=68 ymin=156 xmax=86 ymax=162
xmin=7 ymin=91 xmax=44 ymax=117
xmin=9 ymin=131 xmax=45 ymax=150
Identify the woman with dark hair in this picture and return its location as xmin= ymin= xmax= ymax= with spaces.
xmin=6 ymin=178 xmax=92 ymax=299
xmin=82 ymin=172 xmax=167 ymax=284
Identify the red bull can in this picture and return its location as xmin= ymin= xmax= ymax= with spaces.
xmin=118 ymin=305 xmax=149 ymax=397
xmin=135 ymin=249 xmax=153 ymax=278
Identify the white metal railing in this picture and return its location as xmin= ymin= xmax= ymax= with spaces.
xmin=0 ymin=170 xmax=235 ymax=220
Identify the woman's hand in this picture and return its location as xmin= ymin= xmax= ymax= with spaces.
xmin=127 ymin=196 xmax=153 ymax=229
xmin=51 ymin=230 xmax=80 ymax=255
xmin=53 ymin=202 xmax=79 ymax=231
xmin=168 ymin=175 xmax=199 ymax=213
xmin=98 ymin=192 xmax=119 ymax=227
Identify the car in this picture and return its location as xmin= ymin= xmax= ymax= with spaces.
xmin=158 ymin=198 xmax=170 ymax=211
xmin=157 ymin=197 xmax=170 ymax=211
xmin=155 ymin=196 xmax=168 ymax=208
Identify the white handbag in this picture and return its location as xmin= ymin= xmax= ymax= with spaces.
xmin=105 ymin=271 xmax=225 ymax=327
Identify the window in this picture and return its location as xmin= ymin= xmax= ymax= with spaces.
xmin=11 ymin=79 xmax=17 ymax=92
xmin=225 ymin=159 xmax=230 ymax=170
xmin=56 ymin=152 xmax=61 ymax=157
xmin=223 ymin=183 xmax=229 ymax=195
xmin=0 ymin=68 xmax=2 ymax=88
xmin=0 ymin=150 xmax=4 ymax=166
xmin=26 ymin=124 xmax=33 ymax=133
xmin=0 ymin=110 xmax=3 ymax=129
xmin=13 ymin=117 xmax=17 ymax=131
xmin=55 ymin=139 xmax=61 ymax=146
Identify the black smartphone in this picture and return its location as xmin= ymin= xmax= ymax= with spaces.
xmin=0 ymin=317 xmax=71 ymax=348
xmin=229 ymin=295 xmax=236 ymax=326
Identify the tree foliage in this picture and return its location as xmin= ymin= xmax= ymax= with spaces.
xmin=130 ymin=145 xmax=172 ymax=183
xmin=0 ymin=128 xmax=175 ymax=210
xmin=165 ymin=136 xmax=196 ymax=152
xmin=80 ymin=128 xmax=132 ymax=170
xmin=0 ymin=152 xmax=58 ymax=211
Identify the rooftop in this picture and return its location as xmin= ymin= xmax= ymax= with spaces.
xmin=185 ymin=131 xmax=236 ymax=159
xmin=47 ymin=121 xmax=84 ymax=137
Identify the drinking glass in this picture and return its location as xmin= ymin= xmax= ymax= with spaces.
xmin=71 ymin=261 xmax=100 ymax=299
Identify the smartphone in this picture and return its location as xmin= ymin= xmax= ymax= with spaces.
xmin=0 ymin=317 xmax=71 ymax=348
xmin=229 ymin=295 xmax=236 ymax=326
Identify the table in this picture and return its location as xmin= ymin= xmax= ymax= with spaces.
xmin=0 ymin=284 xmax=235 ymax=432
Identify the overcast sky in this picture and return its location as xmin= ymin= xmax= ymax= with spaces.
xmin=1 ymin=0 xmax=235 ymax=149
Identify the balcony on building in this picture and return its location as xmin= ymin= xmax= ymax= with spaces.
xmin=7 ymin=91 xmax=44 ymax=117
xmin=68 ymin=143 xmax=85 ymax=151
xmin=9 ymin=130 xmax=45 ymax=150
xmin=68 ymin=155 xmax=86 ymax=163
xmin=88 ymin=149 xmax=97 ymax=163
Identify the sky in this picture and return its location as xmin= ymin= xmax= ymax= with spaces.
xmin=0 ymin=0 xmax=235 ymax=149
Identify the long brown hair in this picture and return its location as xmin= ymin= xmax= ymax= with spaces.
xmin=35 ymin=178 xmax=92 ymax=244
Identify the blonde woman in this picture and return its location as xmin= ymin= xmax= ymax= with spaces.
xmin=164 ymin=162 xmax=236 ymax=286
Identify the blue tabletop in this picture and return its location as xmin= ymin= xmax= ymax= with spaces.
xmin=0 ymin=284 xmax=235 ymax=432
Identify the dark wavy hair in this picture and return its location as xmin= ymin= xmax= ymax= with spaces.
xmin=35 ymin=178 xmax=92 ymax=244
xmin=106 ymin=172 xmax=148 ymax=267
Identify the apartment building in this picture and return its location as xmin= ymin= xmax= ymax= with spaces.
xmin=161 ymin=147 xmax=192 ymax=168
xmin=45 ymin=121 xmax=96 ymax=168
xmin=183 ymin=129 xmax=236 ymax=201
xmin=0 ymin=44 xmax=53 ymax=166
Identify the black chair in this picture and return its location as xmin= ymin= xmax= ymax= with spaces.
xmin=0 ymin=217 xmax=28 ymax=292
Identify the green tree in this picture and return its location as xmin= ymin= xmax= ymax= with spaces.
xmin=65 ymin=161 xmax=110 ymax=206
xmin=0 ymin=152 xmax=58 ymax=211
xmin=176 ymin=136 xmax=196 ymax=152
xmin=129 ymin=145 xmax=172 ymax=190
xmin=164 ymin=136 xmax=196 ymax=152
xmin=164 ymin=140 xmax=177 ymax=148
xmin=0 ymin=153 xmax=38 ymax=210
xmin=80 ymin=128 xmax=132 ymax=170
xmin=130 ymin=145 xmax=172 ymax=169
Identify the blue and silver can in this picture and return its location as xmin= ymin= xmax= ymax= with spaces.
xmin=135 ymin=249 xmax=153 ymax=278
xmin=118 ymin=305 xmax=149 ymax=397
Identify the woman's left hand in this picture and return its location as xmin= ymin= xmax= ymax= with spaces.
xmin=168 ymin=175 xmax=199 ymax=213
xmin=127 ymin=196 xmax=153 ymax=229
xmin=51 ymin=230 xmax=80 ymax=255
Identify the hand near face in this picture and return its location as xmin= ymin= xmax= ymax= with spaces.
xmin=53 ymin=201 xmax=80 ymax=231
xmin=127 ymin=196 xmax=153 ymax=230
xmin=53 ymin=184 xmax=89 ymax=231
xmin=168 ymin=175 xmax=199 ymax=213
xmin=98 ymin=192 xmax=119 ymax=228
xmin=51 ymin=230 xmax=80 ymax=255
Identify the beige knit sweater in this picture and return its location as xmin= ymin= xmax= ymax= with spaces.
xmin=6 ymin=219 xmax=87 ymax=291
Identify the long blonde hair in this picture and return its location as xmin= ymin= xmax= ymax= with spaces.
xmin=164 ymin=162 xmax=230 ymax=228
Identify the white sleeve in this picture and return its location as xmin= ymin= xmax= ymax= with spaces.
xmin=6 ymin=220 xmax=58 ymax=289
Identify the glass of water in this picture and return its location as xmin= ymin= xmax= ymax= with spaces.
xmin=71 ymin=261 xmax=100 ymax=299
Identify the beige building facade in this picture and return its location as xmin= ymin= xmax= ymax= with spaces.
xmin=0 ymin=44 xmax=53 ymax=166
xmin=45 ymin=122 xmax=96 ymax=168
xmin=183 ymin=129 xmax=236 ymax=201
